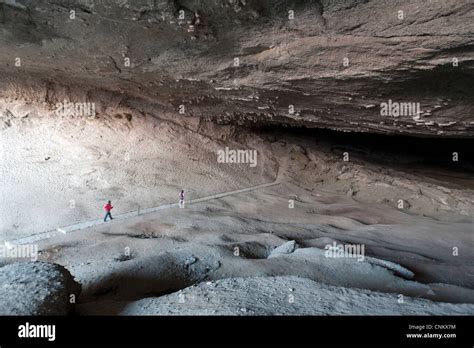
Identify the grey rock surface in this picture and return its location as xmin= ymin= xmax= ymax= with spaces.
xmin=0 ymin=261 xmax=81 ymax=315
xmin=269 ymin=240 xmax=298 ymax=257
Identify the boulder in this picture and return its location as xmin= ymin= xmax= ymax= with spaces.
xmin=0 ymin=261 xmax=81 ymax=315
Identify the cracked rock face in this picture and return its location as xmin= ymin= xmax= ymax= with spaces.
xmin=0 ymin=0 xmax=473 ymax=136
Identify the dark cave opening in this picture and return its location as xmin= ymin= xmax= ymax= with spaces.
xmin=254 ymin=124 xmax=474 ymax=174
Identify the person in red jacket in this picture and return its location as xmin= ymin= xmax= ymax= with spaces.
xmin=104 ymin=200 xmax=113 ymax=222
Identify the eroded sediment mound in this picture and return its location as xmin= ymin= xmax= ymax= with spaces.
xmin=76 ymin=276 xmax=474 ymax=315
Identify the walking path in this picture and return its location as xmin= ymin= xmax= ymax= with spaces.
xmin=4 ymin=181 xmax=280 ymax=246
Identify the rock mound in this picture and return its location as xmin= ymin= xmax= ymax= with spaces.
xmin=0 ymin=262 xmax=81 ymax=315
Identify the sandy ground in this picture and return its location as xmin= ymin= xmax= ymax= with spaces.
xmin=1 ymin=99 xmax=473 ymax=315
xmin=0 ymin=98 xmax=274 ymax=239
xmin=24 ymin=180 xmax=473 ymax=315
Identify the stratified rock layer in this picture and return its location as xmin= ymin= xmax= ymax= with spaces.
xmin=0 ymin=0 xmax=472 ymax=136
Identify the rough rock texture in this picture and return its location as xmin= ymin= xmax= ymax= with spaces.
xmin=76 ymin=276 xmax=474 ymax=315
xmin=0 ymin=261 xmax=81 ymax=315
xmin=268 ymin=240 xmax=298 ymax=257
xmin=0 ymin=0 xmax=473 ymax=136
